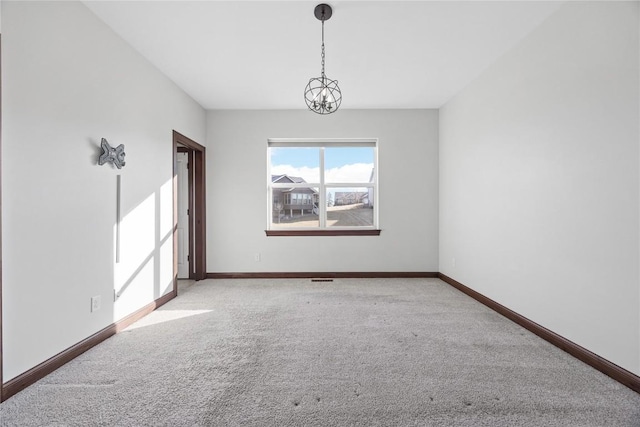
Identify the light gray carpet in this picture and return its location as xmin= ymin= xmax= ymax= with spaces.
xmin=1 ymin=278 xmax=639 ymax=426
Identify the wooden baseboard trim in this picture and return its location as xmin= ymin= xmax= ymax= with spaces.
xmin=438 ymin=273 xmax=640 ymax=394
xmin=207 ymin=272 xmax=439 ymax=279
xmin=1 ymin=290 xmax=176 ymax=402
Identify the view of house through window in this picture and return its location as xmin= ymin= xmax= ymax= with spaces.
xmin=268 ymin=139 xmax=378 ymax=230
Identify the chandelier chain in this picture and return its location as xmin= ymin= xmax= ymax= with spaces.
xmin=321 ymin=19 xmax=325 ymax=79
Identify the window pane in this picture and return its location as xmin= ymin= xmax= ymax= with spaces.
xmin=270 ymin=147 xmax=320 ymax=183
xmin=327 ymin=187 xmax=374 ymax=227
xmin=271 ymin=188 xmax=319 ymax=228
xmin=325 ymin=147 xmax=375 ymax=184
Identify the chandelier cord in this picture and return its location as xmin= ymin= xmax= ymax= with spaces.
xmin=321 ymin=19 xmax=326 ymax=81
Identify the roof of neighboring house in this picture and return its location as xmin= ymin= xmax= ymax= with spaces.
xmin=272 ymin=174 xmax=306 ymax=184
xmin=272 ymin=174 xmax=318 ymax=194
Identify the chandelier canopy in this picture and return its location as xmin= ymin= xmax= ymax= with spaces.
xmin=304 ymin=4 xmax=342 ymax=115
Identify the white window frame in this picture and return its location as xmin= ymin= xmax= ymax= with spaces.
xmin=267 ymin=138 xmax=379 ymax=232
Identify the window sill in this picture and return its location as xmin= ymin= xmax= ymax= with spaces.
xmin=265 ymin=229 xmax=381 ymax=237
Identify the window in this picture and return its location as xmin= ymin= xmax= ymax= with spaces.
xmin=267 ymin=139 xmax=379 ymax=236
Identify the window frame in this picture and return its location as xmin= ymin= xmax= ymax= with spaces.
xmin=266 ymin=138 xmax=380 ymax=236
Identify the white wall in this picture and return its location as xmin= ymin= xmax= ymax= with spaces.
xmin=440 ymin=1 xmax=639 ymax=374
xmin=2 ymin=1 xmax=205 ymax=380
xmin=207 ymin=110 xmax=438 ymax=273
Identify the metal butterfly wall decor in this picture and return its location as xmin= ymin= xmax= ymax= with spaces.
xmin=98 ymin=138 xmax=126 ymax=169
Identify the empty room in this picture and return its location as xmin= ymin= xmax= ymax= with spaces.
xmin=0 ymin=0 xmax=639 ymax=425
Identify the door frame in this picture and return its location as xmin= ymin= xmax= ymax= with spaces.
xmin=173 ymin=130 xmax=206 ymax=288
xmin=0 ymin=34 xmax=5 ymax=402
xmin=176 ymin=147 xmax=193 ymax=279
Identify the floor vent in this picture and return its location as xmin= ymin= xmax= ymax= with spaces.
xmin=311 ymin=279 xmax=334 ymax=282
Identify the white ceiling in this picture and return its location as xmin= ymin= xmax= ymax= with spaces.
xmin=84 ymin=1 xmax=564 ymax=110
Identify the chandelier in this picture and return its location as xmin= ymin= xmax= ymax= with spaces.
xmin=304 ymin=4 xmax=342 ymax=115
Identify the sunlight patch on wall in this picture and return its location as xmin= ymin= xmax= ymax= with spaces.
xmin=160 ymin=177 xmax=174 ymax=239
xmin=159 ymin=234 xmax=174 ymax=296
xmin=159 ymin=177 xmax=176 ymax=295
xmin=114 ymin=257 xmax=155 ymax=320
xmin=118 ymin=192 xmax=155 ymax=274
xmin=113 ymin=192 xmax=156 ymax=321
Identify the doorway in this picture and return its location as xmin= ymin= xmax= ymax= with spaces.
xmin=173 ymin=131 xmax=206 ymax=289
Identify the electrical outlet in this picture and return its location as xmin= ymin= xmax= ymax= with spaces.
xmin=91 ymin=295 xmax=101 ymax=313
xmin=254 ymin=253 xmax=261 ymax=262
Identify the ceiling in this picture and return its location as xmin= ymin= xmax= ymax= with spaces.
xmin=84 ymin=1 xmax=564 ymax=110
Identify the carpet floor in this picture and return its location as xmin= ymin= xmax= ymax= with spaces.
xmin=1 ymin=278 xmax=639 ymax=426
